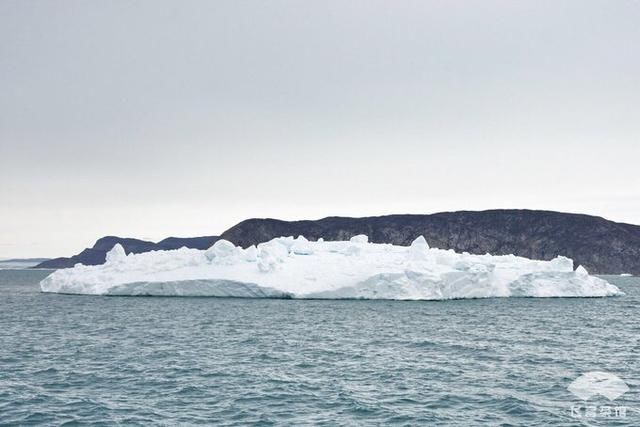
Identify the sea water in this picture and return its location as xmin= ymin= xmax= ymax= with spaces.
xmin=1 ymin=269 xmax=638 ymax=425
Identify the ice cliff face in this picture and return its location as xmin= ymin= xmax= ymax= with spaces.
xmin=40 ymin=236 xmax=623 ymax=299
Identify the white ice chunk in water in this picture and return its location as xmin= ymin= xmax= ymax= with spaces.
xmin=40 ymin=237 xmax=624 ymax=300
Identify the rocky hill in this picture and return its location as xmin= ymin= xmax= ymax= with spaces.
xmin=35 ymin=236 xmax=220 ymax=269
xmin=220 ymin=210 xmax=640 ymax=275
xmin=36 ymin=210 xmax=640 ymax=274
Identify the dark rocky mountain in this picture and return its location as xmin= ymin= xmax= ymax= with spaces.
xmin=35 ymin=236 xmax=220 ymax=269
xmin=36 ymin=210 xmax=640 ymax=274
xmin=220 ymin=210 xmax=640 ymax=275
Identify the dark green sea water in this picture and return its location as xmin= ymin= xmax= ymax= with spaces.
xmin=1 ymin=270 xmax=638 ymax=425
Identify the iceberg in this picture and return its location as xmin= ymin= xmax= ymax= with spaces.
xmin=40 ymin=236 xmax=623 ymax=299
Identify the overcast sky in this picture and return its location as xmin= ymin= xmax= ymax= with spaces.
xmin=1 ymin=1 xmax=639 ymax=257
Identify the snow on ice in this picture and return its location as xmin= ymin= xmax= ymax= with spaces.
xmin=40 ymin=236 xmax=623 ymax=299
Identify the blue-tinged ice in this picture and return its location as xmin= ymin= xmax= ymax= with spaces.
xmin=40 ymin=236 xmax=623 ymax=299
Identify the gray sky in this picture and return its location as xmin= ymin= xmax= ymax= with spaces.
xmin=1 ymin=0 xmax=639 ymax=258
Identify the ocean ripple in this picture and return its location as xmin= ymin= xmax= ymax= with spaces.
xmin=1 ymin=270 xmax=639 ymax=425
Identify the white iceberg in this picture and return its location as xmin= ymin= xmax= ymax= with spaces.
xmin=40 ymin=236 xmax=623 ymax=299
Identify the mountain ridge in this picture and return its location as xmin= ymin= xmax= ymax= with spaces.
xmin=35 ymin=236 xmax=220 ymax=269
xmin=35 ymin=210 xmax=640 ymax=274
